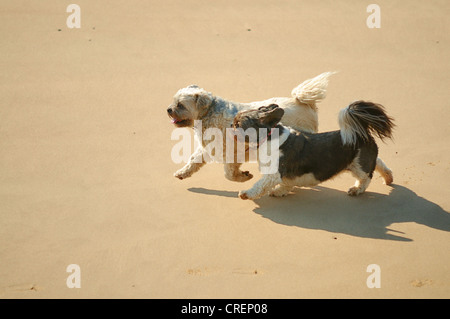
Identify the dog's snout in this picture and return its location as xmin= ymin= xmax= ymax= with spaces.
xmin=167 ymin=107 xmax=173 ymax=115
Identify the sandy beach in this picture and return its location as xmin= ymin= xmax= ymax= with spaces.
xmin=0 ymin=0 xmax=449 ymax=299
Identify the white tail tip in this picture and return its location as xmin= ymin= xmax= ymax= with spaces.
xmin=291 ymin=71 xmax=337 ymax=103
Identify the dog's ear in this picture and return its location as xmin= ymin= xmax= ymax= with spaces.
xmin=257 ymin=104 xmax=279 ymax=113
xmin=194 ymin=91 xmax=213 ymax=114
xmin=259 ymin=104 xmax=284 ymax=127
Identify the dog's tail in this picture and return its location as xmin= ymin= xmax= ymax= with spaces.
xmin=291 ymin=71 xmax=336 ymax=105
xmin=339 ymin=101 xmax=395 ymax=146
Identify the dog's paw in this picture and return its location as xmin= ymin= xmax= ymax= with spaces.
xmin=269 ymin=188 xmax=289 ymax=197
xmin=347 ymin=186 xmax=363 ymax=196
xmin=238 ymin=191 xmax=249 ymax=200
xmin=383 ymin=170 xmax=394 ymax=185
xmin=269 ymin=185 xmax=292 ymax=197
xmin=224 ymin=166 xmax=254 ymax=182
xmin=174 ymin=169 xmax=192 ymax=180
xmin=238 ymin=189 xmax=261 ymax=200
xmin=233 ymin=171 xmax=253 ymax=182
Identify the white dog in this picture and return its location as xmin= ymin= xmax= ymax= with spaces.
xmin=167 ymin=72 xmax=335 ymax=182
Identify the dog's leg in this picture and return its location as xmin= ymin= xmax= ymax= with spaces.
xmin=269 ymin=183 xmax=294 ymax=197
xmin=347 ymin=148 xmax=376 ymax=196
xmin=271 ymin=173 xmax=319 ymax=197
xmin=348 ymin=167 xmax=372 ymax=196
xmin=375 ymin=157 xmax=393 ymax=185
xmin=224 ymin=163 xmax=253 ymax=182
xmin=174 ymin=146 xmax=206 ymax=180
xmin=239 ymin=173 xmax=282 ymax=200
xmin=348 ymin=177 xmax=371 ymax=196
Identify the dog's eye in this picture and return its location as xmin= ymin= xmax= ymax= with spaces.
xmin=234 ymin=122 xmax=240 ymax=128
xmin=177 ymin=103 xmax=185 ymax=110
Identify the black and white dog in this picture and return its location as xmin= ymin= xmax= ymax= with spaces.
xmin=232 ymin=102 xmax=395 ymax=200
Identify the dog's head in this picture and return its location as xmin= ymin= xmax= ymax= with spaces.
xmin=233 ymin=104 xmax=284 ymax=132
xmin=167 ymin=85 xmax=213 ymax=127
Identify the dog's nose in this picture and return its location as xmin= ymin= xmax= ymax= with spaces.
xmin=167 ymin=107 xmax=173 ymax=115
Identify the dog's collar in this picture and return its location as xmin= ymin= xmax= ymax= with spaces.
xmin=257 ymin=127 xmax=274 ymax=147
xmin=269 ymin=126 xmax=290 ymax=148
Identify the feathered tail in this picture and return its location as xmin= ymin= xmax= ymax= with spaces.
xmin=339 ymin=101 xmax=395 ymax=146
xmin=291 ymin=71 xmax=336 ymax=104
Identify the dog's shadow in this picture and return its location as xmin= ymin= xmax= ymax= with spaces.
xmin=188 ymin=184 xmax=450 ymax=241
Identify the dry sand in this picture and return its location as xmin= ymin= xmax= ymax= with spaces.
xmin=0 ymin=0 xmax=449 ymax=298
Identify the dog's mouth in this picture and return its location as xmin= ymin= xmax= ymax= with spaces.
xmin=169 ymin=117 xmax=193 ymax=127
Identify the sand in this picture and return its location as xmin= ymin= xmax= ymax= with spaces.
xmin=0 ymin=0 xmax=449 ymax=299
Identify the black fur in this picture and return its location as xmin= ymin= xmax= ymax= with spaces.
xmin=233 ymin=102 xmax=394 ymax=193
xmin=344 ymin=100 xmax=395 ymax=142
xmin=278 ymin=130 xmax=378 ymax=180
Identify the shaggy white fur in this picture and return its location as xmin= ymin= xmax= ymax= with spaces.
xmin=168 ymin=72 xmax=335 ymax=182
